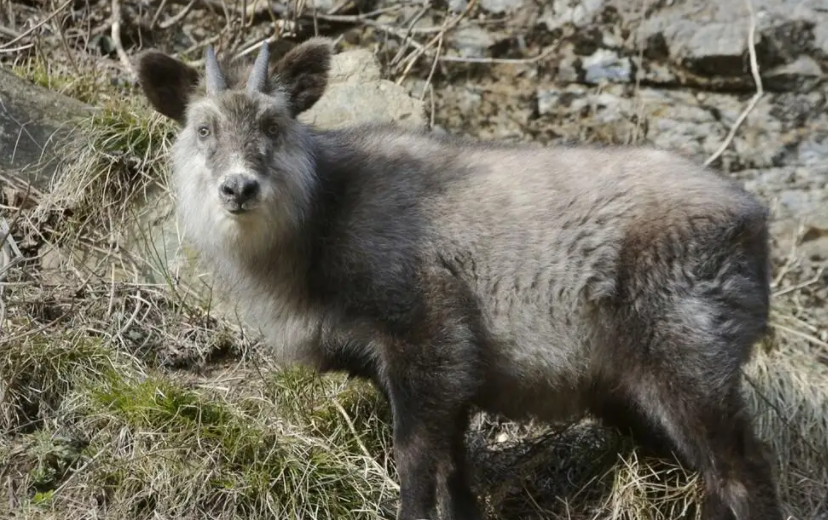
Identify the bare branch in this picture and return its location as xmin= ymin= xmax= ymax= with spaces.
xmin=704 ymin=0 xmax=763 ymax=168
xmin=110 ymin=0 xmax=136 ymax=80
xmin=0 ymin=0 xmax=72 ymax=50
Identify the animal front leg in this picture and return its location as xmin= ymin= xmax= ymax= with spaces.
xmin=437 ymin=414 xmax=483 ymax=520
xmin=385 ymin=350 xmax=482 ymax=519
xmin=389 ymin=394 xmax=480 ymax=520
xmin=391 ymin=408 xmax=441 ymax=520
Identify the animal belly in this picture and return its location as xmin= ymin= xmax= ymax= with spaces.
xmin=476 ymin=329 xmax=590 ymax=424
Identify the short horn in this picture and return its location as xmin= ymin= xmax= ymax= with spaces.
xmin=246 ymin=41 xmax=270 ymax=93
xmin=205 ymin=45 xmax=227 ymax=94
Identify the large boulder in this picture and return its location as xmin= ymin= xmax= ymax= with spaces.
xmin=299 ymin=48 xmax=426 ymax=129
xmin=0 ymin=66 xmax=92 ymax=192
xmin=632 ymin=0 xmax=828 ymax=89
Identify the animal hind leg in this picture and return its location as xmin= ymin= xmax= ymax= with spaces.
xmin=619 ymin=358 xmax=782 ymax=520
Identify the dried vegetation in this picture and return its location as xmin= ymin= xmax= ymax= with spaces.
xmin=1 ymin=1 xmax=826 ymax=519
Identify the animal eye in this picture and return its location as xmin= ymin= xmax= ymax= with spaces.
xmin=267 ymin=124 xmax=279 ymax=137
xmin=197 ymin=125 xmax=211 ymax=138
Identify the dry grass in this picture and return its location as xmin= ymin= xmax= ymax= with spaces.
xmin=1 ymin=1 xmax=827 ymax=519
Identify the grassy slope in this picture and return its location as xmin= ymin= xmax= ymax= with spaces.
xmin=1 ymin=50 xmax=827 ymax=520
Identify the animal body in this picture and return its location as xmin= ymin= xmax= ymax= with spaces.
xmin=135 ymin=37 xmax=783 ymax=520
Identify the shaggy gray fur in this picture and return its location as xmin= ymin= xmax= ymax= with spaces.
xmin=135 ymin=37 xmax=782 ymax=520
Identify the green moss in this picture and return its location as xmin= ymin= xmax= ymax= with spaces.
xmin=26 ymin=432 xmax=86 ymax=494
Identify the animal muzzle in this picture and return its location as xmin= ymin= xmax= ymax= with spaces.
xmin=219 ymin=174 xmax=260 ymax=213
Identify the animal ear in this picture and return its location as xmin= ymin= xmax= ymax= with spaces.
xmin=272 ymin=37 xmax=333 ymax=117
xmin=136 ymin=50 xmax=200 ymax=125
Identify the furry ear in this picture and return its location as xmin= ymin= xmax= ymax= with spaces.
xmin=136 ymin=50 xmax=200 ymax=125
xmin=272 ymin=37 xmax=333 ymax=117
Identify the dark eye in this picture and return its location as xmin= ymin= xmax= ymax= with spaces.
xmin=266 ymin=124 xmax=279 ymax=137
xmin=197 ymin=125 xmax=211 ymax=138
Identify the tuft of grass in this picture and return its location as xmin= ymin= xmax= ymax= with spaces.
xmin=34 ymin=94 xmax=176 ymax=249
xmin=743 ymin=342 xmax=828 ymax=520
xmin=21 ymin=368 xmax=399 ymax=520
xmin=10 ymin=57 xmax=112 ymax=106
xmin=0 ymin=332 xmax=127 ymax=434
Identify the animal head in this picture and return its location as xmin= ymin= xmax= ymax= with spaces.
xmin=135 ymin=38 xmax=333 ymax=256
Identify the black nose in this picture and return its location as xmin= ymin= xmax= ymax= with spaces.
xmin=219 ymin=174 xmax=260 ymax=207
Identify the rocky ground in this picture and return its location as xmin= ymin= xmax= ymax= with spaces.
xmin=1 ymin=0 xmax=827 ymax=519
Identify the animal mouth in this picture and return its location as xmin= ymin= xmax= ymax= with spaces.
xmin=224 ymin=202 xmax=257 ymax=215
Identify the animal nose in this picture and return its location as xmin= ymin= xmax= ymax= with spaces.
xmin=219 ymin=174 xmax=260 ymax=206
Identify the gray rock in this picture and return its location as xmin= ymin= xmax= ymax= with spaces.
xmin=738 ymin=164 xmax=828 ymax=261
xmin=449 ymin=26 xmax=496 ymax=58
xmin=632 ymin=0 xmax=828 ymax=85
xmin=539 ymin=0 xmax=604 ymax=32
xmin=796 ymin=132 xmax=828 ymax=168
xmin=554 ymin=43 xmax=581 ymax=83
xmin=0 ymin=66 xmax=92 ymax=190
xmin=636 ymin=88 xmax=727 ymax=161
xmin=301 ymin=0 xmax=335 ymax=12
xmin=762 ymin=55 xmax=825 ymax=92
xmin=323 ymin=48 xmax=382 ymax=84
xmin=300 ymin=49 xmax=425 ymax=130
xmin=640 ymin=89 xmax=792 ymax=170
xmin=536 ymin=88 xmax=561 ymax=116
xmin=536 ymin=84 xmax=790 ymax=170
xmin=480 ymin=0 xmax=524 ymax=14
xmin=581 ymin=48 xmax=632 ymax=83
xmin=448 ymin=0 xmax=468 ymax=13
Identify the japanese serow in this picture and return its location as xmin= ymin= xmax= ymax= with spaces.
xmin=135 ymin=38 xmax=782 ymax=520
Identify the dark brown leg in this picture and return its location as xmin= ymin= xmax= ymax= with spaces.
xmin=437 ymin=415 xmax=483 ymax=520
xmin=384 ymin=336 xmax=484 ymax=519
xmin=618 ymin=374 xmax=783 ymax=520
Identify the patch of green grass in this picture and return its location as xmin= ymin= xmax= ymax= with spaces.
xmin=0 ymin=332 xmax=124 ymax=433
xmin=11 ymin=58 xmax=109 ymax=106
xmin=37 ymin=367 xmax=398 ymax=520
xmin=91 ymin=376 xmax=233 ymax=434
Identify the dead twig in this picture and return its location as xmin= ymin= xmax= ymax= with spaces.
xmin=438 ymin=43 xmax=559 ymax=64
xmin=110 ymin=0 xmax=136 ymax=80
xmin=158 ymin=0 xmax=198 ymax=30
xmin=150 ymin=0 xmax=171 ymax=29
xmin=704 ymin=0 xmax=762 ymax=168
xmin=419 ymin=13 xmax=446 ymax=101
xmin=0 ymin=0 xmax=72 ymax=50
xmin=395 ymin=0 xmax=478 ymax=82
xmin=386 ymin=1 xmax=432 ymax=67
xmin=50 ymin=0 xmax=80 ymax=77
xmin=0 ymin=25 xmax=22 ymax=39
xmin=0 ymin=42 xmax=34 ymax=53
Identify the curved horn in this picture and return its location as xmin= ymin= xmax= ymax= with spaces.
xmin=246 ymin=41 xmax=270 ymax=93
xmin=204 ymin=45 xmax=227 ymax=94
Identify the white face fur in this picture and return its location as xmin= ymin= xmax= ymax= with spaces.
xmin=169 ymin=92 xmax=317 ymax=261
xmin=136 ymin=38 xmax=334 ymax=262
